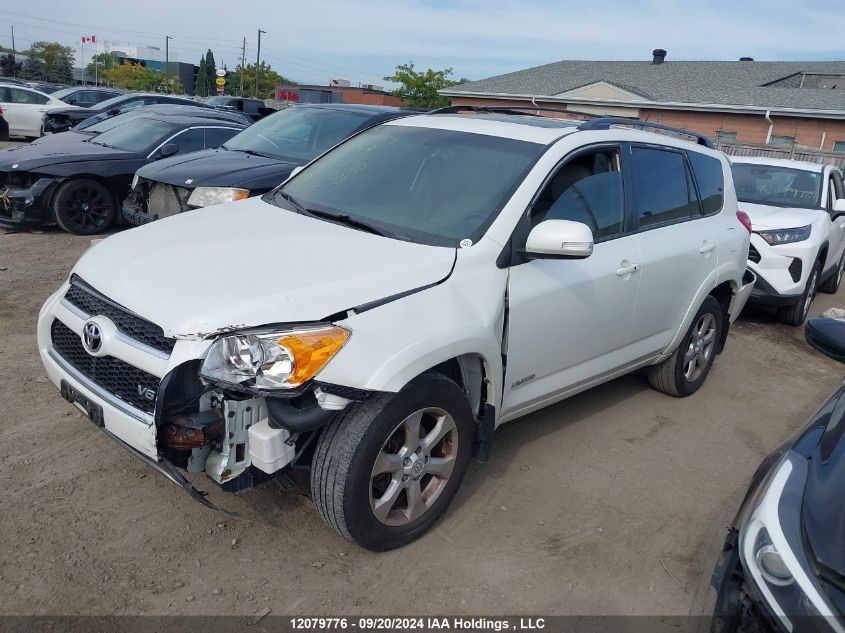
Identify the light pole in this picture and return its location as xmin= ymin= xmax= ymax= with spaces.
xmin=254 ymin=29 xmax=265 ymax=98
xmin=165 ymin=35 xmax=172 ymax=93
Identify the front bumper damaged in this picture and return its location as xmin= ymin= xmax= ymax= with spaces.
xmin=0 ymin=176 xmax=59 ymax=229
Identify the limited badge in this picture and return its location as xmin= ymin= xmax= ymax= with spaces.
xmin=459 ymin=239 xmax=473 ymax=248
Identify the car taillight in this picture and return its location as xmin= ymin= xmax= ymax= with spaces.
xmin=736 ymin=210 xmax=752 ymax=234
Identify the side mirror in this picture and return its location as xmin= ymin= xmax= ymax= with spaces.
xmin=154 ymin=143 xmax=179 ymax=159
xmin=833 ymin=199 xmax=845 ymax=218
xmin=805 ymin=317 xmax=845 ymax=363
xmin=525 ymin=219 xmax=594 ymax=259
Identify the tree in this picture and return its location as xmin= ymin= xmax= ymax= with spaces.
xmin=19 ymin=42 xmax=74 ymax=83
xmin=384 ymin=62 xmax=468 ymax=109
xmin=101 ymin=61 xmax=182 ymax=93
xmin=85 ymin=52 xmax=118 ymax=80
xmin=0 ymin=53 xmax=21 ymax=78
xmin=195 ymin=55 xmax=208 ymax=97
xmin=205 ymin=49 xmax=216 ymax=96
xmin=225 ymin=61 xmax=293 ymax=98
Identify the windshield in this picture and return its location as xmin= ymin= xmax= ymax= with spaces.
xmin=276 ymin=124 xmax=544 ymax=246
xmin=91 ymin=118 xmax=178 ymax=152
xmin=82 ymin=109 xmax=149 ymax=134
xmin=731 ymin=163 xmax=823 ymax=208
xmin=206 ymin=96 xmax=234 ymax=106
xmin=51 ymin=87 xmax=79 ymax=100
xmin=223 ymin=106 xmax=369 ymax=161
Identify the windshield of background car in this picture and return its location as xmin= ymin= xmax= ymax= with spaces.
xmin=223 ymin=107 xmax=370 ymax=162
xmin=731 ymin=163 xmax=823 ymax=208
xmin=276 ymin=124 xmax=544 ymax=247
xmin=50 ymin=87 xmax=78 ymax=100
xmin=205 ymin=96 xmax=234 ymax=106
xmin=82 ymin=109 xmax=148 ymax=134
xmin=91 ymin=118 xmax=179 ymax=152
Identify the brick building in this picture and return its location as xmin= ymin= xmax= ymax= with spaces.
xmin=275 ymin=81 xmax=403 ymax=107
xmin=440 ymin=51 xmax=845 ymax=152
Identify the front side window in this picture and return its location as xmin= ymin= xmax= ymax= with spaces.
xmin=169 ymin=127 xmax=239 ymax=153
xmin=92 ymin=118 xmax=179 ymax=153
xmin=275 ymin=124 xmax=544 ymax=246
xmin=531 ymin=148 xmax=625 ymax=240
xmin=688 ymin=152 xmax=725 ymax=215
xmin=224 ymin=106 xmax=370 ymax=162
xmin=731 ymin=163 xmax=823 ymax=209
xmin=630 ymin=146 xmax=697 ymax=228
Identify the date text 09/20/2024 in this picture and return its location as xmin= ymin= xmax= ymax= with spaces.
xmin=289 ymin=617 xmax=546 ymax=631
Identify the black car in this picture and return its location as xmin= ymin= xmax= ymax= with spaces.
xmin=43 ymin=92 xmax=207 ymax=134
xmin=711 ymin=317 xmax=845 ymax=632
xmin=122 ymin=103 xmax=409 ymax=225
xmin=204 ymin=95 xmax=275 ymax=122
xmin=0 ymin=106 xmax=8 ymax=142
xmin=0 ymin=112 xmax=246 ymax=234
xmin=49 ymin=86 xmax=121 ymax=108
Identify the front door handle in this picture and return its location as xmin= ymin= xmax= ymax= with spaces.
xmin=616 ymin=263 xmax=640 ymax=276
xmin=699 ymin=241 xmax=716 ymax=254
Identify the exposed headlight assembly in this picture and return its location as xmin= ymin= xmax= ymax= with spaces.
xmin=187 ymin=186 xmax=250 ymax=208
xmin=755 ymin=225 xmax=812 ymax=246
xmin=740 ymin=452 xmax=843 ymax=631
xmin=200 ymin=325 xmax=350 ymax=392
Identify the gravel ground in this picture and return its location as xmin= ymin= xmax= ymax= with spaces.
xmin=1 ymin=221 xmax=843 ymax=618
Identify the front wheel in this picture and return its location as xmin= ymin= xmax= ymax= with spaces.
xmin=778 ymin=262 xmax=819 ymax=326
xmin=52 ymin=178 xmax=116 ymax=235
xmin=818 ymin=252 xmax=845 ymax=294
xmin=647 ymin=295 xmax=723 ymax=397
xmin=311 ymin=372 xmax=474 ymax=551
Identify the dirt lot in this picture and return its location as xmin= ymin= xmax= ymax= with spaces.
xmin=1 ymin=222 xmax=843 ymax=618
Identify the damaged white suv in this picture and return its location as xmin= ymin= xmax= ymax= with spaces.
xmin=38 ymin=109 xmax=754 ymax=550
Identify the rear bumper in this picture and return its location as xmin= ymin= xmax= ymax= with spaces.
xmin=732 ymin=269 xmax=757 ymax=323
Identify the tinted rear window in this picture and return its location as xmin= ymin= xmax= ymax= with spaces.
xmin=630 ymin=147 xmax=697 ymax=228
xmin=688 ymin=152 xmax=725 ymax=215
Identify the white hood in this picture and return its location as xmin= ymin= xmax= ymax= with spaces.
xmin=72 ymin=197 xmax=456 ymax=337
xmin=741 ymin=202 xmax=825 ymax=231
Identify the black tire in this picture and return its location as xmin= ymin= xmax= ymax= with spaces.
xmin=647 ymin=295 xmax=723 ymax=397
xmin=311 ymin=372 xmax=474 ymax=551
xmin=52 ymin=178 xmax=116 ymax=235
xmin=819 ymin=252 xmax=845 ymax=294
xmin=778 ymin=262 xmax=819 ymax=326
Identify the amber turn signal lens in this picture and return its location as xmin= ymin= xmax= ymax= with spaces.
xmin=278 ymin=327 xmax=350 ymax=386
xmin=232 ymin=190 xmax=250 ymax=202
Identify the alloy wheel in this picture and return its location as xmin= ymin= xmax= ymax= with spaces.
xmin=62 ymin=186 xmax=111 ymax=231
xmin=370 ymin=407 xmax=458 ymax=526
xmin=683 ymin=313 xmax=716 ymax=383
xmin=803 ymin=270 xmax=819 ymax=319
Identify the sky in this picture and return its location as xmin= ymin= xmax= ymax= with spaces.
xmin=2 ymin=0 xmax=844 ymax=88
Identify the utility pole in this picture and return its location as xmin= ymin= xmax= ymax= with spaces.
xmin=254 ymin=29 xmax=265 ymax=98
xmin=165 ymin=35 xmax=172 ymax=93
xmin=240 ymin=37 xmax=246 ymax=96
xmin=10 ymin=26 xmax=15 ymax=77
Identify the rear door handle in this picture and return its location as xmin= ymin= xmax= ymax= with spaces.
xmin=616 ymin=263 xmax=640 ymax=276
xmin=699 ymin=242 xmax=716 ymax=254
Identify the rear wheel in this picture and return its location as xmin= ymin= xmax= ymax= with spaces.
xmin=52 ymin=178 xmax=116 ymax=235
xmin=818 ymin=252 xmax=845 ymax=294
xmin=778 ymin=262 xmax=819 ymax=326
xmin=311 ymin=372 xmax=474 ymax=551
xmin=647 ymin=296 xmax=723 ymax=397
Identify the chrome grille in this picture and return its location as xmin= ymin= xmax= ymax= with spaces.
xmin=51 ymin=319 xmax=159 ymax=414
xmin=64 ymin=276 xmax=175 ymax=354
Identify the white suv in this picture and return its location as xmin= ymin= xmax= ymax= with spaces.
xmin=37 ymin=110 xmax=753 ymax=550
xmin=731 ymin=157 xmax=845 ymax=325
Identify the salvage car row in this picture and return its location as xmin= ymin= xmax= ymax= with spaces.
xmin=3 ymin=98 xmax=845 ymax=631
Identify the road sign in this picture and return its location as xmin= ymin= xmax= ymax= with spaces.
xmin=215 ymin=77 xmax=226 ymax=86
xmin=216 ymin=86 xmax=225 ymax=94
xmin=215 ymin=68 xmax=226 ymax=77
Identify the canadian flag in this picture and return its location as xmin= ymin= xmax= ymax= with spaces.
xmin=81 ymin=35 xmax=96 ymax=43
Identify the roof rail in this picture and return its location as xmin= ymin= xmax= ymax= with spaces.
xmin=578 ymin=117 xmax=715 ymax=148
xmin=428 ymin=104 xmax=604 ymax=119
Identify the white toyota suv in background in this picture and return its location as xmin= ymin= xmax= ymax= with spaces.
xmin=731 ymin=157 xmax=845 ymax=325
xmin=37 ymin=109 xmax=754 ymax=551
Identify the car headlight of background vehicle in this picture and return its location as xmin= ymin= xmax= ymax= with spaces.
xmin=739 ymin=452 xmax=842 ymax=630
xmin=200 ymin=325 xmax=350 ymax=391
xmin=187 ymin=186 xmax=250 ymax=207
xmin=755 ymin=225 xmax=812 ymax=245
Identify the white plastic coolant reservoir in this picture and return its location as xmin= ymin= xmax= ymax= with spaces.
xmin=248 ymin=419 xmax=296 ymax=474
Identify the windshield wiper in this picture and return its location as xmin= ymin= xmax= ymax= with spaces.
xmin=301 ymin=208 xmax=395 ymax=238
xmin=235 ymin=148 xmax=273 ymax=158
xmin=275 ymin=190 xmax=308 ymax=214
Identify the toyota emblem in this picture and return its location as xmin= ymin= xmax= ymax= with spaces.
xmin=82 ymin=321 xmax=102 ymax=354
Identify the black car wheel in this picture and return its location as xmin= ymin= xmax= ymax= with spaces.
xmin=52 ymin=178 xmax=117 ymax=235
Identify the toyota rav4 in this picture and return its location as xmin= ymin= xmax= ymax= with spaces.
xmin=37 ymin=109 xmax=754 ymax=550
